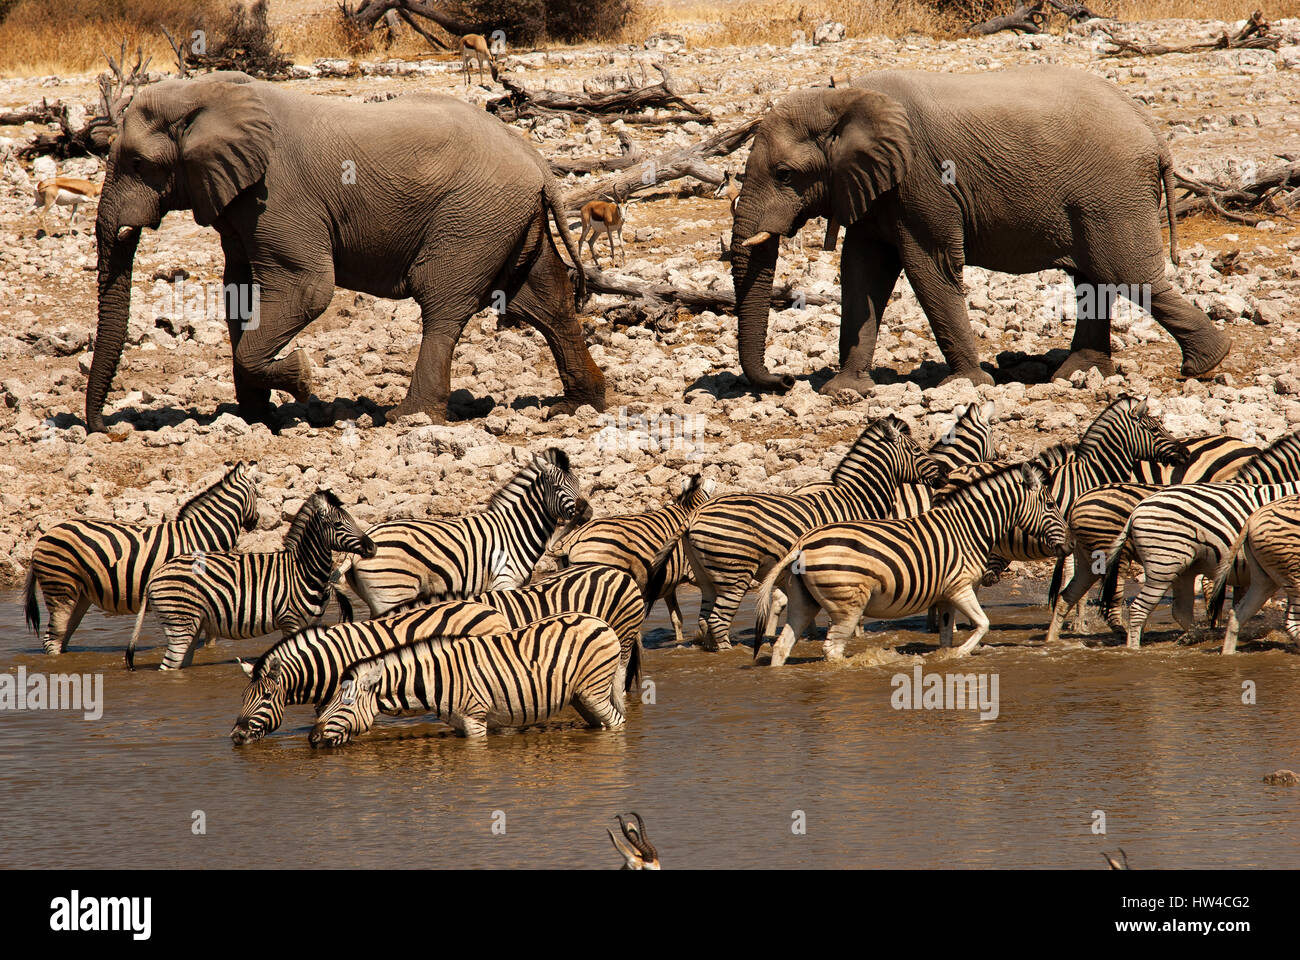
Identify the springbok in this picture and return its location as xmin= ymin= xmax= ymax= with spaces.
xmin=33 ymin=176 xmax=101 ymax=234
xmin=713 ymin=171 xmax=741 ymax=215
xmin=607 ymin=813 xmax=659 ymax=869
xmin=461 ymin=34 xmax=498 ymax=86
xmin=580 ymin=189 xmax=631 ymax=268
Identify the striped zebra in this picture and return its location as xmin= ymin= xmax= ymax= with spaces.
xmin=377 ymin=564 xmax=645 ymax=696
xmin=125 ymin=490 xmax=376 ymax=671
xmin=1045 ymin=434 xmax=1259 ymax=641
xmin=24 ymin=462 xmax=259 ymax=654
xmin=231 ymin=600 xmax=512 ymax=744
xmin=345 ymin=446 xmax=589 ymax=615
xmin=308 ymin=613 xmax=625 ymax=746
xmin=557 ymin=473 xmax=715 ymax=644
xmin=650 ymin=416 xmax=946 ymax=651
xmin=969 ymin=397 xmax=1187 ymax=588
xmin=893 ymin=402 xmax=996 ymax=518
xmin=756 ymin=462 xmax=1070 ymax=663
xmin=1210 ymin=494 xmax=1300 ymax=654
xmin=1100 ymin=429 xmax=1300 ymax=648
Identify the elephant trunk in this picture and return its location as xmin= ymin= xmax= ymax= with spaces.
xmin=86 ymin=210 xmax=141 ymax=433
xmin=731 ymin=227 xmax=794 ymax=393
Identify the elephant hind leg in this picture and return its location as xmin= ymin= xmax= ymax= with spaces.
xmin=897 ymin=232 xmax=993 ymax=387
xmin=504 ymin=226 xmax=607 ymax=415
xmin=1053 ymin=271 xmax=1116 ymax=381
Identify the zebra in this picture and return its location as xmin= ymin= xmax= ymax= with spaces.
xmin=968 ymin=396 xmax=1187 ymax=588
xmin=125 ymin=490 xmax=376 ymax=671
xmin=648 ymin=416 xmax=946 ymax=652
xmin=344 ymin=446 xmax=590 ymax=615
xmin=754 ymin=462 xmax=1069 ymax=663
xmin=557 ymin=473 xmax=715 ymax=644
xmin=1045 ymin=434 xmax=1259 ymax=641
xmin=1100 ymin=428 xmax=1300 ymax=648
xmin=24 ymin=462 xmax=259 ymax=654
xmin=230 ymin=600 xmax=512 ymax=744
xmin=1209 ymin=494 xmax=1300 ymax=654
xmin=893 ymin=402 xmax=996 ymax=518
xmin=308 ymin=613 xmax=626 ymax=746
xmin=375 ymin=564 xmax=646 ymax=696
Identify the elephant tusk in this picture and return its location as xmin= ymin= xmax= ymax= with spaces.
xmin=740 ymin=231 xmax=773 ymax=247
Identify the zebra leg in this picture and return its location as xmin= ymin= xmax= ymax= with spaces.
xmin=160 ymin=621 xmax=203 ymax=671
xmin=1221 ymin=576 xmax=1275 ymax=655
xmin=823 ymin=601 xmax=867 ymax=661
xmin=769 ymin=576 xmax=819 ymax=667
xmin=949 ymin=586 xmax=991 ymax=656
xmin=939 ymin=605 xmax=955 ymax=648
xmin=664 ymin=590 xmax=685 ymax=646
xmin=456 ymin=714 xmax=489 ymax=740
xmin=1283 ymin=588 xmax=1300 ymax=649
xmin=1124 ymin=579 xmax=1168 ymax=650
xmin=44 ymin=593 xmax=91 ymax=655
xmin=1172 ymin=573 xmax=1198 ymax=642
xmin=572 ymin=679 xmax=627 ymax=730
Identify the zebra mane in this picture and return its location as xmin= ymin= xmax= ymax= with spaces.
xmin=1234 ymin=428 xmax=1300 ymax=484
xmin=1073 ymin=396 xmax=1142 ymax=459
xmin=1033 ymin=443 xmax=1075 ymax=470
xmin=487 ymin=447 xmax=571 ymax=512
xmin=831 ymin=416 xmax=909 ymax=484
xmin=930 ymin=461 xmax=1038 ymax=508
xmin=177 ymin=462 xmax=244 ymax=522
xmin=281 ymin=490 xmax=342 ymax=550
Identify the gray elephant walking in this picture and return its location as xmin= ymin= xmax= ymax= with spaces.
xmin=86 ymin=72 xmax=606 ymax=432
xmin=729 ymin=66 xmax=1231 ymax=395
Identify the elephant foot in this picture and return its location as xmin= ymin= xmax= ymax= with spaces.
xmin=1051 ymin=350 xmax=1114 ymax=382
xmin=1179 ymin=331 xmax=1231 ymax=379
xmin=277 ymin=349 xmax=315 ymax=404
xmin=546 ymin=394 xmax=605 ymax=419
xmin=941 ymin=366 xmax=995 ymax=387
xmin=819 ymin=372 xmax=875 ymax=398
xmin=390 ymin=395 xmax=448 ymax=424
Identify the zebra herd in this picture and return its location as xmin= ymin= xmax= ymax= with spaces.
xmin=19 ymin=395 xmax=1300 ymax=747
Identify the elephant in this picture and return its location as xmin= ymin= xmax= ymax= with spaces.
xmin=86 ymin=72 xmax=606 ymax=432
xmin=728 ymin=66 xmax=1232 ymax=397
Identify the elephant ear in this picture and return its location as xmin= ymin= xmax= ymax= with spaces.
xmin=824 ymin=88 xmax=912 ymax=228
xmin=178 ymin=78 xmax=273 ymax=227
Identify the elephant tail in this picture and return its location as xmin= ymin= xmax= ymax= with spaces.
xmin=1159 ymin=150 xmax=1180 ymax=266
xmin=542 ymin=181 xmax=589 ymax=310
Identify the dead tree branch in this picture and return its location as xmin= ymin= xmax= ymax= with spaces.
xmin=549 ymin=129 xmax=643 ymax=175
xmin=489 ymin=63 xmax=712 ymax=125
xmin=561 ymin=117 xmax=758 ymax=211
xmin=1099 ymin=10 xmax=1279 ymax=56
xmin=1172 ymin=160 xmax=1300 ymax=224
xmin=582 ymin=266 xmax=829 ymax=314
xmin=966 ymin=2 xmax=1049 ymax=35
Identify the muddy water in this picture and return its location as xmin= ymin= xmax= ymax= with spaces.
xmin=1 ymin=581 xmax=1298 ymax=869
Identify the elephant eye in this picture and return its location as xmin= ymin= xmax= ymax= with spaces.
xmin=774 ymin=167 xmax=792 ymax=184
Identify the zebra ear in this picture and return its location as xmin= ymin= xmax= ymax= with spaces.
xmin=356 ymin=662 xmax=384 ymax=691
xmin=1131 ymin=398 xmax=1149 ymax=418
xmin=264 ymin=657 xmax=282 ymax=682
xmin=236 ymin=658 xmax=254 ymax=678
xmin=702 ymin=477 xmax=716 ymax=496
xmin=1020 ymin=462 xmax=1045 ymax=490
xmin=680 ymin=477 xmax=690 ymax=495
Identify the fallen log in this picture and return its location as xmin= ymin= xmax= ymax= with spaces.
xmin=561 ymin=117 xmax=758 ymax=211
xmin=489 ymin=62 xmax=711 ymax=125
xmin=549 ymin=128 xmax=643 ymax=176
xmin=0 ymin=101 xmax=66 ymax=126
xmin=1099 ymin=9 xmax=1280 ymax=56
xmin=1173 ymin=160 xmax=1300 ymax=224
xmin=966 ymin=2 xmax=1049 ymax=35
xmin=338 ymin=0 xmax=482 ymax=47
xmin=582 ymin=265 xmax=830 ymax=313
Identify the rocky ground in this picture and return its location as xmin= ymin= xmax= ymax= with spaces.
xmin=1 ymin=17 xmax=1299 ymax=591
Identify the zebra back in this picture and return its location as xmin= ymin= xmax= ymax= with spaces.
xmin=928 ymin=401 xmax=995 ymax=472
xmin=1131 ymin=434 xmax=1258 ymax=484
xmin=29 ymin=461 xmax=258 ymax=619
xmin=1230 ymin=428 xmax=1300 ymax=484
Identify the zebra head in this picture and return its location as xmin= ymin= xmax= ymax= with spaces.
xmin=879 ymin=416 xmax=948 ymax=486
xmin=309 ymin=660 xmax=384 ymax=748
xmin=230 ymin=655 xmax=286 ymax=745
xmin=1014 ymin=463 xmax=1072 ymax=556
xmin=305 ymin=489 xmax=377 ymax=559
xmin=535 ymin=447 xmax=592 ymax=525
xmin=676 ymin=474 xmax=716 ymax=511
xmin=1079 ymin=397 xmax=1189 ymax=468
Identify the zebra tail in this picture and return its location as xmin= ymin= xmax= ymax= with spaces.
xmin=125 ymin=596 xmax=150 ymax=671
xmin=23 ymin=565 xmax=39 ymax=633
xmin=335 ymin=588 xmax=355 ymax=624
xmin=1208 ymin=524 xmax=1250 ymax=621
xmin=1098 ymin=518 xmax=1135 ymax=613
xmin=755 ymin=546 xmax=799 ymax=658
xmin=625 ymin=635 xmax=642 ymax=695
xmin=1047 ymin=553 xmax=1066 ymax=609
xmin=642 ymin=537 xmax=680 ymax=616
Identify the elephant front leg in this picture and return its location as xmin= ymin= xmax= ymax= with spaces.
xmin=1147 ymin=282 xmax=1231 ymax=379
xmin=221 ymin=254 xmax=270 ymax=416
xmin=821 ymin=236 xmax=901 ymax=398
xmin=899 ymin=239 xmax=993 ymax=388
xmin=231 ymin=272 xmax=332 ymax=424
xmin=1053 ymin=274 xmax=1116 ymax=381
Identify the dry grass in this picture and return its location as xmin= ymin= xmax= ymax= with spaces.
xmin=2 ymin=0 xmax=1299 ymax=76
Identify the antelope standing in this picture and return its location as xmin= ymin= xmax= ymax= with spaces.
xmin=580 ymin=191 xmax=629 ymax=268
xmin=461 ymin=34 xmax=498 ymax=86
xmin=608 ymin=813 xmax=660 ymax=869
xmin=713 ymin=171 xmax=741 ymax=215
xmin=32 ymin=176 xmax=101 ymax=234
